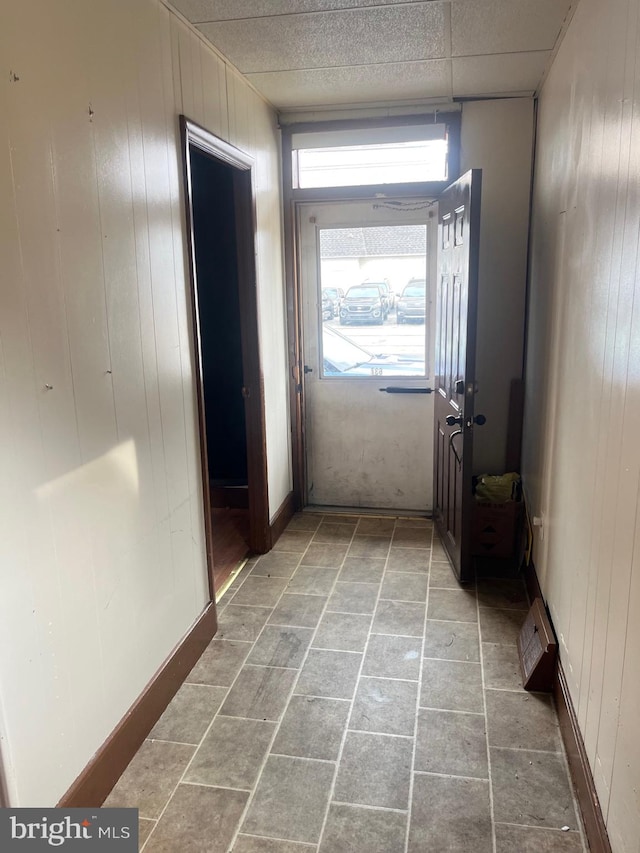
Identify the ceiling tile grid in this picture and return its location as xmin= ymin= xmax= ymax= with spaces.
xmin=198 ymin=4 xmax=447 ymax=73
xmin=169 ymin=0 xmax=575 ymax=109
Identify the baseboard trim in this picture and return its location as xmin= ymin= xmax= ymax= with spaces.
xmin=555 ymin=661 xmax=612 ymax=853
xmin=269 ymin=490 xmax=295 ymax=548
xmin=58 ymin=602 xmax=218 ymax=808
xmin=523 ymin=561 xmax=611 ymax=853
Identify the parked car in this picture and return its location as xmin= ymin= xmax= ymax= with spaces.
xmin=396 ymin=278 xmax=426 ymax=324
xmin=321 ymin=292 xmax=333 ymax=321
xmin=339 ymin=284 xmax=387 ymax=325
xmin=322 ymin=287 xmax=344 ymax=317
xmin=323 ymin=326 xmax=423 ymax=377
xmin=372 ymin=279 xmax=394 ymax=311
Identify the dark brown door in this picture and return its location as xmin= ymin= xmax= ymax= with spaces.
xmin=433 ymin=169 xmax=483 ymax=582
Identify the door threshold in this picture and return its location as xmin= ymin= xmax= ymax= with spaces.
xmin=215 ymin=557 xmax=250 ymax=604
xmin=304 ymin=505 xmax=432 ymax=519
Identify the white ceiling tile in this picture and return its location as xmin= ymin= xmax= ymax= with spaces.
xmin=247 ymin=60 xmax=452 ymax=108
xmin=451 ymin=0 xmax=572 ymax=56
xmin=197 ymin=4 xmax=447 ymax=73
xmin=172 ymin=0 xmax=442 ymax=24
xmin=452 ymin=51 xmax=549 ymax=96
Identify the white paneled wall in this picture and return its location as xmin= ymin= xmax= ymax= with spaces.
xmin=0 ymin=0 xmax=289 ymax=806
xmin=523 ymin=0 xmax=640 ymax=849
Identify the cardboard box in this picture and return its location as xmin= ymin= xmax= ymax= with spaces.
xmin=472 ymin=500 xmax=523 ymax=559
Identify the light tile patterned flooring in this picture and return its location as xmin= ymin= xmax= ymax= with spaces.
xmin=106 ymin=513 xmax=587 ymax=852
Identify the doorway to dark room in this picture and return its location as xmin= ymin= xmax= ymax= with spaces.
xmin=181 ymin=117 xmax=270 ymax=599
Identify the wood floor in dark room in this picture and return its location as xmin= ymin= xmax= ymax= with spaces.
xmin=211 ymin=507 xmax=251 ymax=595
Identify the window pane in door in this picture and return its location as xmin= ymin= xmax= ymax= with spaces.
xmin=318 ymin=224 xmax=428 ymax=379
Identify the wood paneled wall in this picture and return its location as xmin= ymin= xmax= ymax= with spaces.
xmin=523 ymin=0 xmax=640 ymax=849
xmin=0 ymin=0 xmax=288 ymax=806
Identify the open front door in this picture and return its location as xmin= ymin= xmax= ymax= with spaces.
xmin=433 ymin=169 xmax=483 ymax=582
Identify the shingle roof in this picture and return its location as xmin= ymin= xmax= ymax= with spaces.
xmin=319 ymin=225 xmax=426 ymax=258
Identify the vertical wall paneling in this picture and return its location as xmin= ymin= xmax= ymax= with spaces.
xmin=0 ymin=0 xmax=290 ymax=806
xmin=523 ymin=0 xmax=640 ymax=847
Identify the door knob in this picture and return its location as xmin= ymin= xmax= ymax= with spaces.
xmin=445 ymin=414 xmax=463 ymax=427
xmin=303 ymin=365 xmax=313 ymax=374
xmin=473 ymin=414 xmax=486 ymax=425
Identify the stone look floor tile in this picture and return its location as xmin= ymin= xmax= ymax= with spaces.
xmin=233 ymin=837 xmax=315 ymax=853
xmin=372 ymin=600 xmax=426 ymax=636
xmin=348 ymin=534 xmax=392 ymax=559
xmin=295 ymin=649 xmax=362 ymax=700
xmin=144 ymin=784 xmax=248 ymax=853
xmin=386 ymin=548 xmax=430 ymax=573
xmin=427 ymin=588 xmax=478 ymax=622
xmin=313 ymin=611 xmax=372 ymax=652
xmin=491 ymin=747 xmax=578 ymax=828
xmin=494 ymin=824 xmax=584 ymax=852
xmin=231 ymin=576 xmax=289 ymax=608
xmin=415 ymin=708 xmax=488 ymax=778
xmin=186 ymin=639 xmax=251 ymax=687
xmin=242 ymin=755 xmax=335 ymax=844
xmin=269 ymin=593 xmax=327 ymax=628
xmin=313 ymin=522 xmax=356 ymax=543
xmin=139 ymin=818 xmax=155 ymax=847
xmin=272 ymin=695 xmax=350 ymax=761
xmin=476 ymin=577 xmax=529 ymax=610
xmin=327 ymin=582 xmax=379 ymax=614
xmin=350 ymin=677 xmax=418 ymax=736
xmin=482 ymin=642 xmax=524 ymax=689
xmin=286 ymin=565 xmax=339 ymax=595
xmin=220 ymin=665 xmax=298 ymax=720
xmin=421 ymin=658 xmax=484 ymax=712
xmin=392 ymin=527 xmax=431 ymax=548
xmin=338 ymin=556 xmax=386 ymax=583
xmin=249 ymin=551 xmax=301 ymax=578
xmin=302 ymin=543 xmax=349 ymax=567
xmin=429 ymin=560 xmax=460 ymax=588
xmin=104 ymin=740 xmax=195 ymax=819
xmin=246 ymin=625 xmax=314 ymax=668
xmin=356 ymin=517 xmax=397 ymax=536
xmin=273 ymin=530 xmax=315 ymax=552
xmin=362 ymin=634 xmax=421 ymax=680
xmin=319 ymin=803 xmax=407 ymax=853
xmin=380 ymin=571 xmax=428 ymax=602
xmin=423 ymin=619 xmax=480 ymax=662
xmin=287 ymin=513 xmax=323 ymax=533
xmin=409 ymin=774 xmax=492 ymax=853
xmin=104 ymin=511 xmax=585 ymax=853
xmin=479 ymin=606 xmax=526 ymax=644
xmin=216 ymin=606 xmax=273 ymax=642
xmin=485 ymin=689 xmax=561 ymax=751
xmin=150 ymin=683 xmax=227 ymax=745
xmin=334 ymin=731 xmax=412 ymax=810
xmin=185 ymin=717 xmax=276 ymax=789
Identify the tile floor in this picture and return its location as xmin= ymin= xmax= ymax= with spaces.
xmin=105 ymin=513 xmax=587 ymax=853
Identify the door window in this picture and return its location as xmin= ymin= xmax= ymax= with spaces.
xmin=318 ymin=224 xmax=428 ymax=379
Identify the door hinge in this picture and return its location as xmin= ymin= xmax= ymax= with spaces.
xmin=295 ymin=383 xmax=302 ymax=393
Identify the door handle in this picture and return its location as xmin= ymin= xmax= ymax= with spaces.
xmin=449 ymin=428 xmax=463 ymax=467
xmin=304 ymin=365 xmax=313 ymax=374
xmin=473 ymin=414 xmax=486 ymax=425
xmin=380 ymin=387 xmax=434 ymax=394
xmin=445 ymin=414 xmax=463 ymax=426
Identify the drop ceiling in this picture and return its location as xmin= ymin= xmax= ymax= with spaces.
xmin=169 ymin=0 xmax=576 ymax=111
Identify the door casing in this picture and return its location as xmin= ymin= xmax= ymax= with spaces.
xmin=180 ymin=116 xmax=270 ymax=599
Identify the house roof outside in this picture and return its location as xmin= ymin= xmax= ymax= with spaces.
xmin=320 ymin=225 xmax=426 ymax=258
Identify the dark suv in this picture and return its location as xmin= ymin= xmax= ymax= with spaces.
xmin=339 ymin=284 xmax=386 ymax=325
